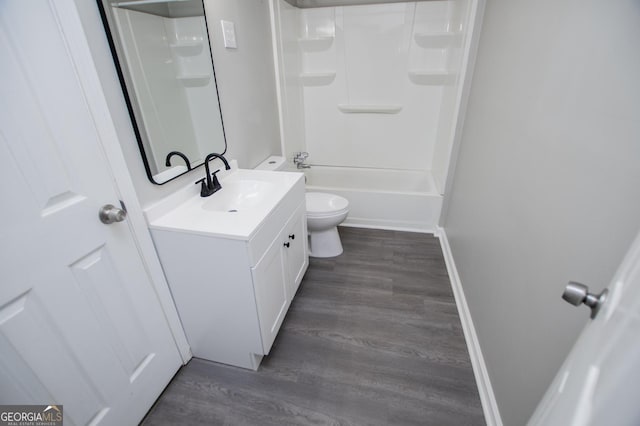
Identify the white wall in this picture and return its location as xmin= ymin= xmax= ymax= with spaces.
xmin=442 ymin=0 xmax=640 ymax=424
xmin=203 ymin=0 xmax=282 ymax=170
xmin=79 ymin=0 xmax=281 ymax=209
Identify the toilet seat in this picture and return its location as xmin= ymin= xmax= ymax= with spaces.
xmin=306 ymin=192 xmax=349 ymax=218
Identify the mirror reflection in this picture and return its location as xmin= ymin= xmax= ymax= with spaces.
xmin=98 ymin=0 xmax=226 ymax=184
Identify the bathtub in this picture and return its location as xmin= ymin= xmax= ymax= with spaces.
xmin=301 ymin=165 xmax=442 ymax=233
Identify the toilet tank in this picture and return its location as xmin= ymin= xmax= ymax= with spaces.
xmin=254 ymin=156 xmax=288 ymax=171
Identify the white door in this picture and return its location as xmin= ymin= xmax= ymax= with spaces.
xmin=0 ymin=2 xmax=182 ymax=425
xmin=528 ymin=230 xmax=640 ymax=425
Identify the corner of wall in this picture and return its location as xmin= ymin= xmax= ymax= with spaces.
xmin=203 ymin=0 xmax=282 ymax=170
xmin=438 ymin=0 xmax=486 ymax=225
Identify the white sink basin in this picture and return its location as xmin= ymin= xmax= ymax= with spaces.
xmin=201 ymin=180 xmax=276 ymax=213
xmin=145 ymin=168 xmax=304 ymax=240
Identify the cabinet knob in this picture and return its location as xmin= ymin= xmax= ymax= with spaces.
xmin=289 ymin=234 xmax=295 ymax=240
xmin=283 ymin=242 xmax=290 ymax=248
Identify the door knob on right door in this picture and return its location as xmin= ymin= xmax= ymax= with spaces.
xmin=562 ymin=281 xmax=608 ymax=319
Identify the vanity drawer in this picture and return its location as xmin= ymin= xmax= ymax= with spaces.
xmin=247 ymin=176 xmax=304 ymax=267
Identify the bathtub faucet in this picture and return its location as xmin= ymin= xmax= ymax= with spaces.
xmin=293 ymin=152 xmax=311 ymax=169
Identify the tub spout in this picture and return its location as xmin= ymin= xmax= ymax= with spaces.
xmin=293 ymin=151 xmax=311 ymax=169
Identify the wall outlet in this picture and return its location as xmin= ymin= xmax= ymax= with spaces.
xmin=221 ymin=20 xmax=237 ymax=49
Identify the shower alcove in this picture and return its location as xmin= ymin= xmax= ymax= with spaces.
xmin=270 ymin=0 xmax=481 ymax=231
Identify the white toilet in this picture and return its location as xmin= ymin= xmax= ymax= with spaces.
xmin=255 ymin=156 xmax=349 ymax=258
xmin=305 ymin=192 xmax=349 ymax=257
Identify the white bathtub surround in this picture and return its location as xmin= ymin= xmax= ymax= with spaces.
xmin=270 ymin=0 xmax=480 ymax=232
xmin=257 ymin=156 xmax=441 ymax=233
xmin=305 ymin=166 xmax=442 ymax=232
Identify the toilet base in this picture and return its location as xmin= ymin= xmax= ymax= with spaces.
xmin=308 ymin=227 xmax=343 ymax=258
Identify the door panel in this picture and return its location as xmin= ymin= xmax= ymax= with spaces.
xmin=0 ymin=2 xmax=182 ymax=424
xmin=0 ymin=292 xmax=112 ymax=425
xmin=69 ymin=246 xmax=153 ymax=380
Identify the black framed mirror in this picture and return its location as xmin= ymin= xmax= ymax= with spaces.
xmin=97 ymin=0 xmax=227 ymax=184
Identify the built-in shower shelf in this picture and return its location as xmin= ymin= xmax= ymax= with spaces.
xmin=176 ymin=73 xmax=211 ymax=86
xmin=414 ymin=31 xmax=462 ymax=48
xmin=408 ymin=70 xmax=456 ymax=85
xmin=337 ymin=104 xmax=402 ymax=114
xmin=170 ymin=40 xmax=203 ymax=55
xmin=298 ymin=35 xmax=334 ymax=51
xmin=300 ymin=72 xmax=336 ymax=86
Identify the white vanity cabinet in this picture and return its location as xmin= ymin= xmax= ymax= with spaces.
xmin=147 ymin=170 xmax=308 ymax=370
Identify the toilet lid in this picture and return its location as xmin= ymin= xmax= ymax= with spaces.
xmin=306 ymin=192 xmax=349 ymax=215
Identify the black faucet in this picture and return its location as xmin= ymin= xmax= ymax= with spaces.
xmin=196 ymin=153 xmax=231 ymax=197
xmin=165 ymin=151 xmax=192 ymax=170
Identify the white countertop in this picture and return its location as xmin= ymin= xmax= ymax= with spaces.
xmin=145 ymin=168 xmax=304 ymax=240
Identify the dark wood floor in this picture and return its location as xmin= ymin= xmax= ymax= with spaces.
xmin=143 ymin=227 xmax=484 ymax=425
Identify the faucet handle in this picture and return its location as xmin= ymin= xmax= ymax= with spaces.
xmin=195 ymin=177 xmax=209 ymax=197
xmin=293 ymin=151 xmax=309 ymax=163
xmin=210 ymin=169 xmax=221 ymax=191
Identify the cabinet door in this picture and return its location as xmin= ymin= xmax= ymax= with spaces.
xmin=251 ymin=239 xmax=288 ymax=354
xmin=283 ymin=205 xmax=309 ymax=298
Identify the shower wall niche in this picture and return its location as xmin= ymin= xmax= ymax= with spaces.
xmin=271 ymin=0 xmax=479 ymax=201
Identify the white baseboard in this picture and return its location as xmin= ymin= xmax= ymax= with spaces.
xmin=342 ymin=217 xmax=433 ymax=234
xmin=435 ymin=226 xmax=503 ymax=426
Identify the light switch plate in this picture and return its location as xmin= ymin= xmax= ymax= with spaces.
xmin=221 ymin=20 xmax=237 ymax=49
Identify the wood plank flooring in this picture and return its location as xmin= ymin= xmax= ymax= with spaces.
xmin=142 ymin=227 xmax=484 ymax=425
